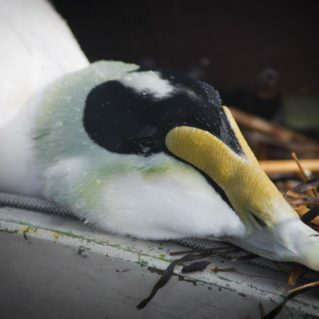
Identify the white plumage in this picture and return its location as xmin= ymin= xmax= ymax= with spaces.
xmin=2 ymin=0 xmax=319 ymax=272
xmin=0 ymin=0 xmax=244 ymax=240
xmin=0 ymin=0 xmax=88 ymax=195
xmin=121 ymin=71 xmax=174 ymax=99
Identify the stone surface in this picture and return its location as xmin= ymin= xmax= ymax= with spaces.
xmin=1 ymin=207 xmax=319 ymax=319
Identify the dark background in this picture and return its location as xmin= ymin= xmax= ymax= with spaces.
xmin=52 ymin=0 xmax=319 ymax=95
xmin=51 ymin=0 xmax=319 ymax=149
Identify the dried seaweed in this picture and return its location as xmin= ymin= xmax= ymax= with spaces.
xmin=262 ymin=281 xmax=319 ymax=319
xmin=137 ymin=260 xmax=178 ymax=309
xmin=301 ymin=206 xmax=319 ymax=224
xmin=287 ymin=265 xmax=306 ymax=286
xmin=291 ymin=152 xmax=318 ymax=197
xmin=288 ymin=197 xmax=319 ymax=206
xmin=181 ymin=260 xmax=210 ymax=273
xmin=137 ymin=249 xmax=215 ymax=309
xmin=293 ymin=176 xmax=319 ymax=193
xmin=138 ymin=152 xmax=319 ymax=315
xmin=263 ymin=154 xmax=319 ymax=318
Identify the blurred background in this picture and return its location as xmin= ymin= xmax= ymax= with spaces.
xmin=52 ymin=0 xmax=319 ymax=161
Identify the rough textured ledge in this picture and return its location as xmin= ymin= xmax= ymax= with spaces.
xmin=1 ymin=207 xmax=319 ymax=319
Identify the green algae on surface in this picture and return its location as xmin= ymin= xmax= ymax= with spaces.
xmin=0 ymin=218 xmax=173 ymax=264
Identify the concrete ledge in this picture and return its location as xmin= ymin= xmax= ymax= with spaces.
xmin=1 ymin=207 xmax=319 ymax=319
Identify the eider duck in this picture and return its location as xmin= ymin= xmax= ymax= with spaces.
xmin=1 ymin=0 xmax=319 ymax=271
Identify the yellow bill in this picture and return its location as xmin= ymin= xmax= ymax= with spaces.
xmin=166 ymin=106 xmax=319 ymax=271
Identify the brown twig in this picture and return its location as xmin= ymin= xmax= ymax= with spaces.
xmin=291 ymin=152 xmax=317 ymax=197
xmin=229 ymin=107 xmax=316 ymax=144
xmin=259 ymin=160 xmax=319 ymax=174
xmin=263 ymin=281 xmax=319 ymax=318
xmin=287 ymin=265 xmax=306 ymax=286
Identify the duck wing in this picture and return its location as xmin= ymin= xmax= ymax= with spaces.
xmin=0 ymin=0 xmax=89 ymax=127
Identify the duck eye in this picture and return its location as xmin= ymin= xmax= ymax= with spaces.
xmin=250 ymin=211 xmax=267 ymax=228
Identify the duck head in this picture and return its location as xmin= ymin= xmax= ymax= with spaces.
xmin=36 ymin=61 xmax=319 ymax=271
xmin=166 ymin=107 xmax=319 ymax=270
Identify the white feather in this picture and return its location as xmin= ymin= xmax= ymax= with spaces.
xmin=0 ymin=0 xmax=89 ymax=194
xmin=41 ymin=152 xmax=245 ymax=239
xmin=99 ymin=161 xmax=245 ymax=239
xmin=120 ymin=71 xmax=174 ymax=99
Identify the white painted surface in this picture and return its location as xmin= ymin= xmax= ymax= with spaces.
xmin=1 ymin=207 xmax=319 ymax=318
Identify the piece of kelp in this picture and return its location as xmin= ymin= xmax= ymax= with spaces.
xmin=137 ymin=249 xmax=215 ymax=309
xmin=287 ymin=265 xmax=306 ymax=286
xmin=301 ymin=206 xmax=319 ymax=224
xmin=262 ymin=281 xmax=319 ymax=319
xmin=181 ymin=260 xmax=211 ymax=273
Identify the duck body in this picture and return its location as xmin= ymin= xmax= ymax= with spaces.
xmin=2 ymin=0 xmax=319 ymax=271
xmin=2 ymin=59 xmax=245 ymax=239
